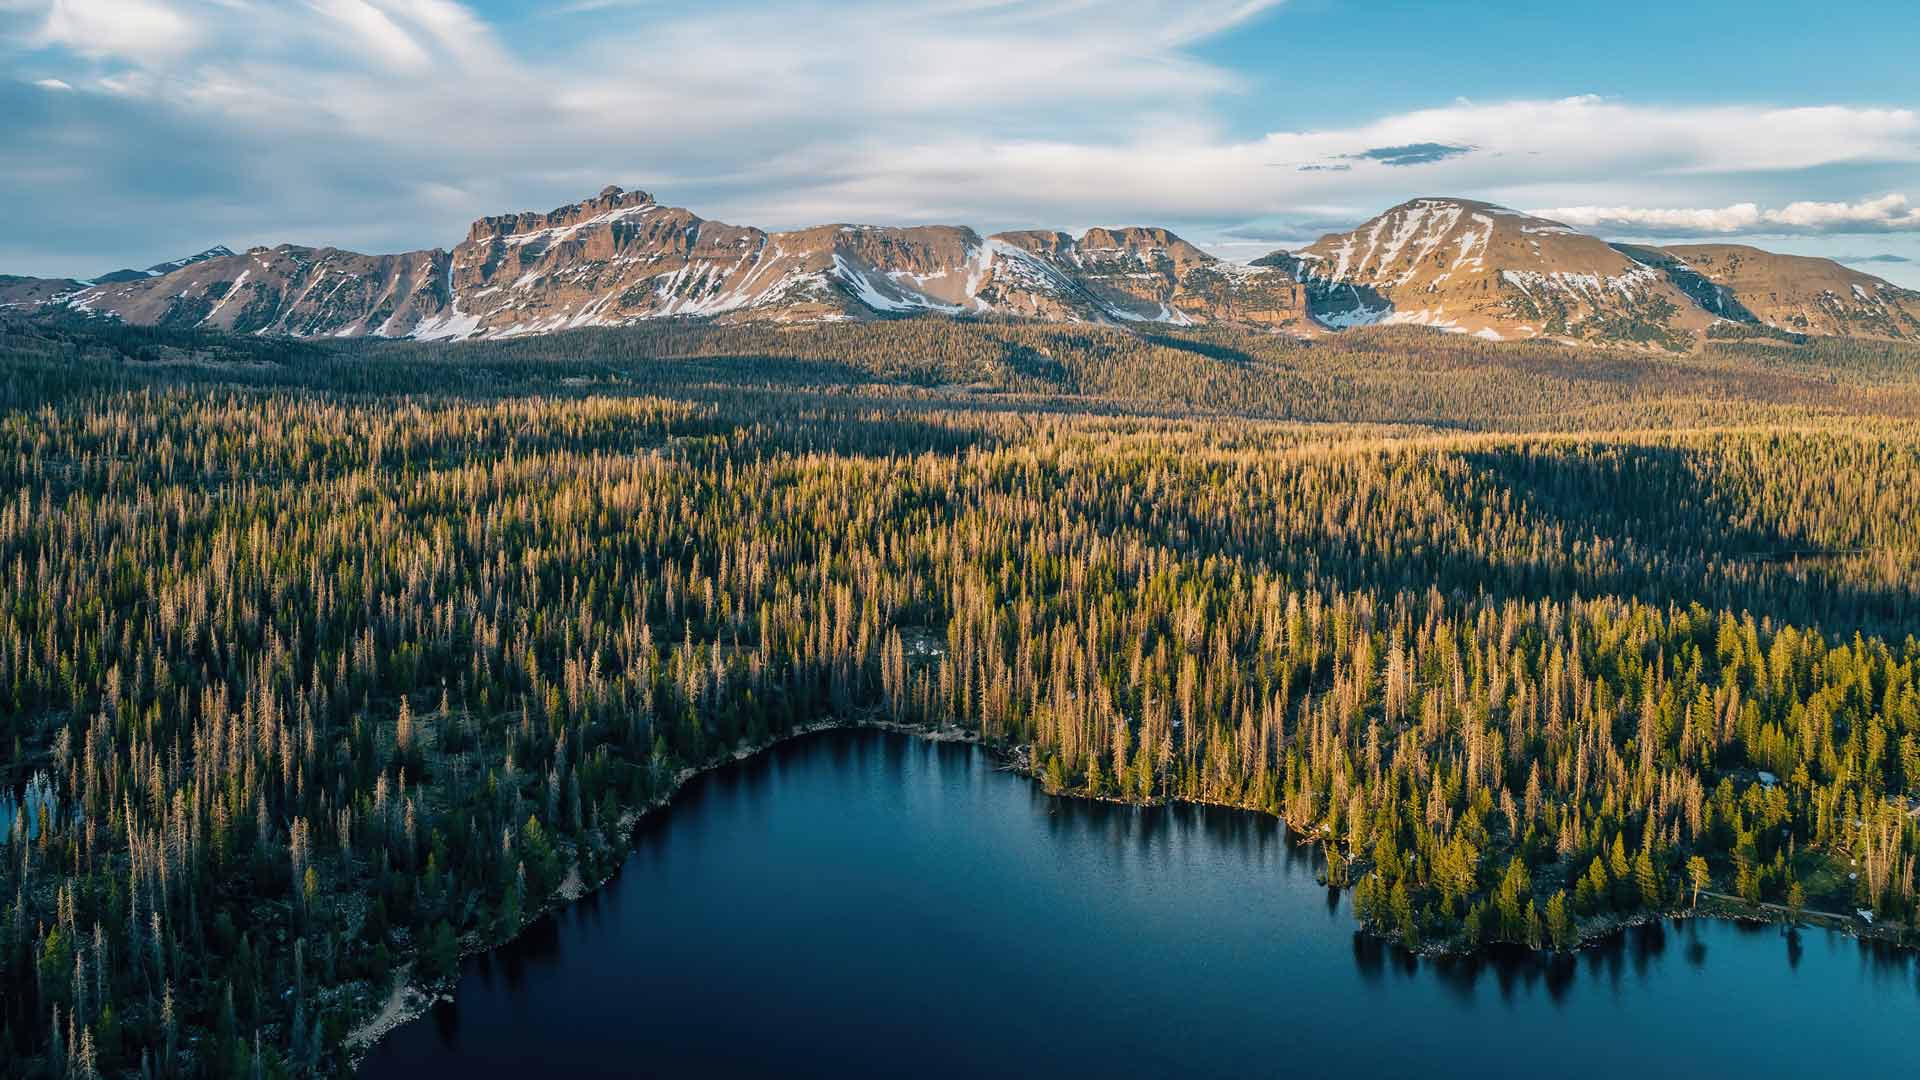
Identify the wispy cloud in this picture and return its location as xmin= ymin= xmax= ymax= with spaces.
xmin=32 ymin=0 xmax=199 ymax=62
xmin=1536 ymin=195 xmax=1920 ymax=236
xmin=2 ymin=0 xmax=1917 ymax=277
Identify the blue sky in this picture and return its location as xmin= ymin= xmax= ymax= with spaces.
xmin=3 ymin=0 xmax=1918 ymax=285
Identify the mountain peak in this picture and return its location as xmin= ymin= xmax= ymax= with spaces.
xmin=30 ymin=188 xmax=1920 ymax=347
xmin=462 ymin=186 xmax=663 ymax=247
xmin=90 ymin=244 xmax=238 ymax=284
xmin=1284 ymin=196 xmax=1706 ymax=343
xmin=1388 ymin=195 xmax=1502 ymax=212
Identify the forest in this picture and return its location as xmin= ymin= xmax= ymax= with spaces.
xmin=1 ymin=312 xmax=1918 ymax=1076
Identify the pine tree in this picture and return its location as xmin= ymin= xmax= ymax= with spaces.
xmin=1687 ymin=856 xmax=1710 ymax=908
xmin=1634 ymin=849 xmax=1662 ymax=909
xmin=1546 ymin=891 xmax=1575 ymax=950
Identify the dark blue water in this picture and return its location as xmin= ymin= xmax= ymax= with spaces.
xmin=361 ymin=730 xmax=1919 ymax=1078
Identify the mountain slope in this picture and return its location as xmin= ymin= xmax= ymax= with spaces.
xmin=3 ymin=248 xmax=240 ymax=312
xmin=1627 ymin=243 xmax=1920 ymax=340
xmin=17 ymin=188 xmax=1916 ymax=348
xmin=447 ymin=188 xmax=987 ymax=330
xmin=991 ymin=226 xmax=1307 ymax=327
xmin=92 ymin=246 xmax=238 ymax=285
xmin=444 ymin=187 xmax=1308 ymax=334
xmin=1259 ymin=198 xmax=1710 ymax=347
xmin=65 ymin=245 xmax=456 ymax=338
xmin=44 ymin=186 xmax=1307 ymax=340
xmin=1 ymin=275 xmax=87 ymax=311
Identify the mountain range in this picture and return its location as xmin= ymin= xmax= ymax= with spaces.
xmin=5 ymin=187 xmax=1917 ymax=349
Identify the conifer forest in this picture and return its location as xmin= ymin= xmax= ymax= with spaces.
xmin=2 ymin=315 xmax=1919 ymax=1076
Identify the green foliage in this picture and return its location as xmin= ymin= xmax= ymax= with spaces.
xmin=421 ymin=922 xmax=459 ymax=982
xmin=1 ymin=316 xmax=1918 ymax=1072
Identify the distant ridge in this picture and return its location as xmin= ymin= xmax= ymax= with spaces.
xmin=91 ymin=246 xmax=237 ymax=285
xmin=13 ymin=189 xmax=1919 ymax=349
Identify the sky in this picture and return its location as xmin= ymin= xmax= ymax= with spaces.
xmin=2 ymin=0 xmax=1918 ymax=285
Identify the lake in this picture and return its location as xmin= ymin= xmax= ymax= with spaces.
xmin=360 ymin=730 xmax=1919 ymax=1078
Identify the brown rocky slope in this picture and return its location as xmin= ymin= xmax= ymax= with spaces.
xmin=20 ymin=188 xmax=1917 ymax=347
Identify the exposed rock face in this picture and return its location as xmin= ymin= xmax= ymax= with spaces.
xmin=446 ymin=188 xmax=991 ymax=330
xmin=3 ymin=246 xmax=237 ymax=316
xmin=17 ymin=187 xmax=1913 ymax=347
xmin=1632 ymin=244 xmax=1920 ymax=340
xmin=433 ymin=186 xmax=1307 ymax=334
xmin=991 ymin=227 xmax=1307 ymax=327
xmin=1262 ymin=198 xmax=1711 ymax=346
xmin=63 ymin=245 xmax=455 ymax=337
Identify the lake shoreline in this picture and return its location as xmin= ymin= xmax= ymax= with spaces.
xmin=344 ymin=715 xmax=985 ymax=1068
xmin=347 ymin=716 xmax=1914 ymax=1070
xmin=982 ymin=740 xmax=1916 ymax=961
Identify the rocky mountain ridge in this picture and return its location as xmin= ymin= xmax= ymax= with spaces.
xmin=92 ymin=246 xmax=237 ymax=285
xmin=15 ymin=189 xmax=1919 ymax=348
xmin=1615 ymin=242 xmax=1920 ymax=340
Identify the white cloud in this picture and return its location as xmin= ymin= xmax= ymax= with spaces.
xmin=3 ymin=0 xmax=1919 ymax=276
xmin=32 ymin=77 xmax=72 ymax=90
xmin=35 ymin=0 xmax=199 ymax=62
xmin=713 ymin=95 xmax=1920 ymax=228
xmin=308 ymin=0 xmax=432 ymax=72
xmin=1536 ymin=195 xmax=1920 ymax=236
xmin=1769 ymin=194 xmax=1920 ymax=231
xmin=1535 ymin=204 xmax=1767 ymax=234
